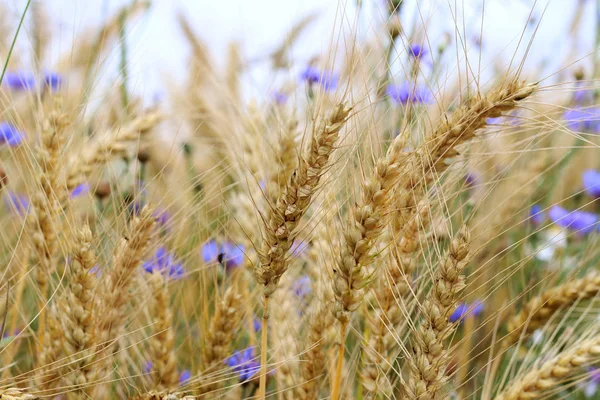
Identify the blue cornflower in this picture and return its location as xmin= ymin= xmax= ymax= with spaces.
xmin=530 ymin=204 xmax=545 ymax=226
xmin=89 ymin=265 xmax=102 ymax=277
xmin=253 ymin=317 xmax=261 ymax=332
xmin=202 ymin=240 xmax=219 ymax=263
xmin=385 ymin=83 xmax=431 ymax=105
xmin=300 ymin=66 xmax=338 ymax=91
xmin=43 ymin=72 xmax=63 ymax=91
xmin=4 ymin=192 xmax=29 ymax=216
xmin=271 ymin=91 xmax=288 ymax=105
xmin=225 ymin=347 xmax=260 ymax=382
xmin=573 ymin=89 xmax=590 ymax=105
xmin=291 ymin=240 xmax=309 ymax=257
xmin=153 ymin=208 xmax=171 ymax=228
xmin=583 ymin=169 xmax=600 ymax=198
xmin=408 ymin=44 xmax=427 ymax=59
xmin=486 ymin=117 xmax=503 ymax=125
xmin=2 ymin=328 xmax=22 ymax=339
xmin=449 ymin=301 xmax=483 ymax=323
xmin=291 ymin=275 xmax=312 ymax=298
xmin=580 ymin=367 xmax=600 ymax=398
xmin=548 ymin=206 xmax=598 ymax=235
xmin=71 ymin=183 xmax=90 ymax=198
xmin=143 ymin=360 xmax=153 ymax=374
xmin=3 ymin=72 xmax=36 ymax=90
xmin=465 ymin=172 xmax=478 ymax=188
xmin=179 ymin=370 xmax=191 ymax=385
xmin=201 ymin=240 xmax=245 ymax=270
xmin=564 ymin=107 xmax=600 ymax=133
xmin=142 ymin=247 xmax=185 ymax=279
xmin=0 ymin=122 xmax=25 ymax=146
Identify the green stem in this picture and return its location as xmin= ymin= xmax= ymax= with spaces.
xmin=118 ymin=8 xmax=130 ymax=111
xmin=0 ymin=0 xmax=32 ymax=86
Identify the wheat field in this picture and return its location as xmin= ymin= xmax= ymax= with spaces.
xmin=0 ymin=0 xmax=599 ymax=399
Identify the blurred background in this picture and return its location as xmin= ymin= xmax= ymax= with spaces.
xmin=2 ymin=0 xmax=597 ymax=102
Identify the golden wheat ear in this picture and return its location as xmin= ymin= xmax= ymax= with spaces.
xmin=495 ymin=334 xmax=600 ymax=400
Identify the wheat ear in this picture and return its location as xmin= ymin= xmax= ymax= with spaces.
xmin=495 ymin=334 xmax=600 ymax=400
xmin=32 ymin=108 xmax=71 ymax=387
xmin=129 ymin=391 xmax=194 ymax=400
xmin=505 ymin=270 xmax=600 ymax=347
xmin=198 ymin=286 xmax=243 ymax=397
xmin=330 ymin=131 xmax=411 ymax=400
xmin=147 ymin=273 xmax=179 ymax=391
xmin=92 ymin=206 xmax=155 ymax=392
xmin=405 ymin=228 xmax=471 ymax=399
xmin=59 ymin=226 xmax=99 ymax=399
xmin=65 ymin=112 xmax=161 ymax=192
xmin=0 ymin=388 xmax=38 ymax=399
xmin=254 ymin=103 xmax=351 ymax=399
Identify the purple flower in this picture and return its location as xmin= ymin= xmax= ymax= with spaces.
xmin=577 ymin=367 xmax=600 ymax=398
xmin=202 ymin=240 xmax=219 ymax=263
xmin=253 ymin=317 xmax=261 ymax=332
xmin=271 ymin=91 xmax=288 ymax=104
xmin=409 ymin=44 xmax=427 ymax=59
xmin=465 ymin=172 xmax=478 ymax=187
xmin=573 ymin=89 xmax=590 ymax=105
xmin=179 ymin=370 xmax=191 ymax=385
xmin=43 ymin=73 xmax=63 ymax=91
xmin=221 ymin=242 xmax=245 ymax=269
xmin=142 ymin=247 xmax=185 ymax=279
xmin=2 ymin=328 xmax=22 ymax=339
xmin=4 ymin=192 xmax=29 ymax=216
xmin=89 ymin=265 xmax=102 ymax=277
xmin=3 ymin=72 xmax=35 ymax=90
xmin=564 ymin=107 xmax=600 ymax=133
xmin=71 ymin=183 xmax=90 ymax=198
xmin=291 ymin=275 xmax=312 ymax=298
xmin=0 ymin=122 xmax=25 ymax=146
xmin=143 ymin=360 xmax=153 ymax=374
xmin=291 ymin=240 xmax=309 ymax=257
xmin=300 ymin=66 xmax=338 ymax=91
xmin=153 ymin=208 xmax=171 ymax=228
xmin=385 ymin=83 xmax=431 ymax=105
xmin=449 ymin=301 xmax=483 ymax=323
xmin=486 ymin=117 xmax=503 ymax=124
xmin=548 ymin=206 xmax=598 ymax=235
xmin=201 ymin=240 xmax=245 ymax=270
xmin=583 ymin=169 xmax=600 ymax=197
xmin=127 ymin=200 xmax=143 ymax=218
xmin=530 ymin=204 xmax=545 ymax=226
xmin=225 ymin=347 xmax=260 ymax=382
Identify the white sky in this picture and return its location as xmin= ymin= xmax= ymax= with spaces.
xmin=3 ymin=0 xmax=598 ymax=102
